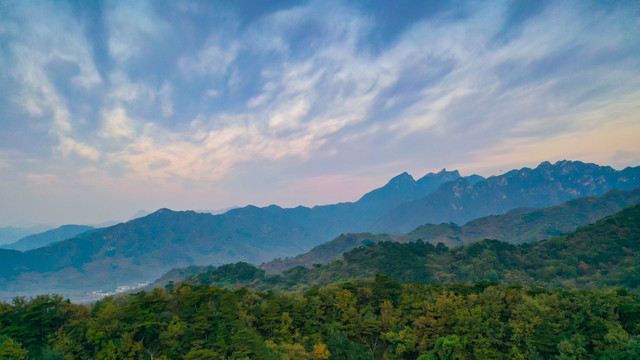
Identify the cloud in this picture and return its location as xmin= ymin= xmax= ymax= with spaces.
xmin=107 ymin=71 xmax=152 ymax=103
xmin=57 ymin=136 xmax=100 ymax=161
xmin=100 ymin=107 xmax=135 ymax=139
xmin=91 ymin=0 xmax=640 ymax=188
xmin=452 ymin=90 xmax=640 ymax=176
xmin=1 ymin=0 xmax=639 ymax=226
xmin=178 ymin=34 xmax=241 ymax=77
xmin=158 ymin=83 xmax=173 ymax=117
xmin=106 ymin=0 xmax=168 ymax=63
xmin=1 ymin=1 xmax=105 ymax=164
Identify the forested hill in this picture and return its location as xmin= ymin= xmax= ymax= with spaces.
xmin=2 ymin=282 xmax=639 ymax=359
xmin=188 ymin=204 xmax=640 ymax=293
xmin=261 ymin=187 xmax=640 ymax=273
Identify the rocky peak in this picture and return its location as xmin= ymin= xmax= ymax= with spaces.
xmin=387 ymin=172 xmax=416 ymax=185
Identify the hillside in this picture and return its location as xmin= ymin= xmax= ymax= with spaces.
xmin=0 ymin=225 xmax=95 ymax=251
xmin=2 ymin=281 xmax=639 ymax=360
xmin=0 ymin=208 xmax=319 ymax=301
xmin=375 ymin=160 xmax=640 ymax=233
xmin=191 ymin=204 xmax=640 ymax=293
xmin=261 ymin=187 xmax=640 ymax=273
xmin=3 ymin=205 xmax=640 ymax=360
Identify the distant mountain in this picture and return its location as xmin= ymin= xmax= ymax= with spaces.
xmin=190 ymin=204 xmax=640 ymax=294
xmin=0 ymin=168 xmax=470 ymax=300
xmin=355 ymin=169 xmax=464 ymax=212
xmin=275 ymin=168 xmax=472 ymax=238
xmin=375 ymin=160 xmax=640 ymax=233
xmin=2 ymin=160 xmax=639 ymax=301
xmin=261 ymin=187 xmax=640 ymax=273
xmin=409 ymin=187 xmax=640 ymax=245
xmin=0 ymin=225 xmax=51 ymax=245
xmin=198 ymin=206 xmax=240 ymax=215
xmin=0 ymin=225 xmax=95 ymax=251
xmin=0 ymin=207 xmax=320 ymax=300
xmin=130 ymin=209 xmax=152 ymax=219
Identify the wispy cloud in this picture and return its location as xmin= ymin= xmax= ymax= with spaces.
xmin=0 ymin=0 xmax=638 ymax=225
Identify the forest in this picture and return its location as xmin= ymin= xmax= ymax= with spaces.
xmin=1 ymin=279 xmax=639 ymax=359
xmin=0 ymin=205 xmax=639 ymax=359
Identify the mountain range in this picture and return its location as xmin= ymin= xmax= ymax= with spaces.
xmin=261 ymin=187 xmax=640 ymax=273
xmin=187 ymin=203 xmax=640 ymax=294
xmin=1 ymin=160 xmax=639 ymax=301
xmin=375 ymin=160 xmax=640 ymax=233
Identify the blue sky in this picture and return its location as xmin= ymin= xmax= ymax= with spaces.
xmin=1 ymin=0 xmax=639 ymax=227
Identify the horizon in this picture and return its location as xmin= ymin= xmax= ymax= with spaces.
xmin=1 ymin=1 xmax=639 ymax=227
xmin=2 ymin=158 xmax=636 ymax=228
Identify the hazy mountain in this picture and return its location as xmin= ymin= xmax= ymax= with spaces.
xmin=0 ymin=225 xmax=95 ymax=251
xmin=190 ymin=204 xmax=640 ymax=294
xmin=2 ymin=161 xmax=639 ymax=301
xmin=274 ymin=168 xmax=472 ymax=238
xmin=0 ymin=225 xmax=51 ymax=245
xmin=0 ymin=168 xmax=470 ymax=300
xmin=355 ymin=169 xmax=465 ymax=212
xmin=130 ymin=210 xmax=152 ymax=219
xmin=0 ymin=207 xmax=321 ymax=301
xmin=375 ymin=160 xmax=640 ymax=233
xmin=261 ymin=187 xmax=640 ymax=273
xmin=198 ymin=206 xmax=240 ymax=215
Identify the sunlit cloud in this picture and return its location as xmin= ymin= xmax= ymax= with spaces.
xmin=0 ymin=0 xmax=638 ymax=226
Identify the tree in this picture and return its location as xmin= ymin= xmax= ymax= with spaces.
xmin=0 ymin=335 xmax=28 ymax=360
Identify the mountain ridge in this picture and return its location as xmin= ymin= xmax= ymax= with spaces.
xmin=375 ymin=160 xmax=640 ymax=233
xmin=1 ymin=160 xmax=639 ymax=301
xmin=260 ymin=187 xmax=640 ymax=273
xmin=188 ymin=203 xmax=640 ymax=294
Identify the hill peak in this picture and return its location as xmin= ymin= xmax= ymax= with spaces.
xmin=388 ymin=172 xmax=415 ymax=184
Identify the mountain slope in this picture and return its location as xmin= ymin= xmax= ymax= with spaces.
xmin=0 ymin=225 xmax=95 ymax=251
xmin=261 ymin=187 xmax=640 ymax=273
xmin=375 ymin=160 xmax=640 ymax=233
xmin=0 ymin=207 xmax=322 ymax=300
xmin=0 ymin=225 xmax=51 ymax=245
xmin=275 ymin=168 xmax=470 ymax=237
xmin=192 ymin=204 xmax=640 ymax=293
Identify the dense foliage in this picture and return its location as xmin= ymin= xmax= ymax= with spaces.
xmin=190 ymin=205 xmax=640 ymax=294
xmin=1 ymin=280 xmax=639 ymax=359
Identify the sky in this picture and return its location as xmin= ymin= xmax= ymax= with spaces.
xmin=1 ymin=0 xmax=639 ymax=227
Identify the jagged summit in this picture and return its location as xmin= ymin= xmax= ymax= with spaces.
xmin=375 ymin=160 xmax=640 ymax=233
